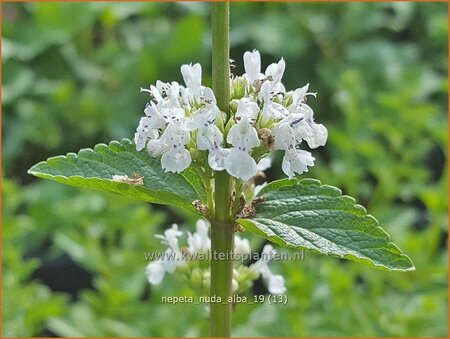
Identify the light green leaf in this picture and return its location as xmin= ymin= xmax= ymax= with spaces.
xmin=237 ymin=178 xmax=414 ymax=271
xmin=28 ymin=139 xmax=200 ymax=213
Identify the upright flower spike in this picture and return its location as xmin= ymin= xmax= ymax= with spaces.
xmin=24 ymin=5 xmax=415 ymax=335
xmin=145 ymin=219 xmax=271 ymax=297
xmin=135 ymin=49 xmax=327 ymax=180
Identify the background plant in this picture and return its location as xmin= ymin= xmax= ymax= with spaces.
xmin=2 ymin=2 xmax=448 ymax=337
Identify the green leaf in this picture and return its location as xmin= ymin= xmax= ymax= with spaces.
xmin=237 ymin=178 xmax=414 ymax=271
xmin=180 ymin=167 xmax=208 ymax=204
xmin=28 ymin=139 xmax=200 ymax=213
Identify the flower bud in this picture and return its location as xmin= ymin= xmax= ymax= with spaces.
xmin=258 ymin=128 xmax=274 ymax=150
xmin=190 ymin=268 xmax=203 ymax=287
xmin=231 ymin=76 xmax=247 ymax=99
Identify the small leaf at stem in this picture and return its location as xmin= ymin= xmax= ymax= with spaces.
xmin=237 ymin=178 xmax=414 ymax=271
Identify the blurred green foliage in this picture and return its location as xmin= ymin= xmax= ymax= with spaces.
xmin=2 ymin=2 xmax=448 ymax=337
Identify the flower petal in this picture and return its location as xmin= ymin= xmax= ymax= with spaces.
xmin=244 ymin=50 xmax=261 ymax=86
xmin=161 ymin=148 xmax=192 ymax=173
xmin=181 ymin=63 xmax=202 ymax=95
xmin=208 ymin=147 xmax=229 ymax=171
xmin=224 ymin=149 xmax=258 ymax=181
xmin=227 ymin=117 xmax=260 ymax=151
xmin=267 ymin=274 xmax=287 ymax=294
xmin=281 ymin=149 xmax=315 ymax=178
xmin=146 ymin=261 xmax=166 ymax=285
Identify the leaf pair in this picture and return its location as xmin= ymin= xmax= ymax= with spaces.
xmin=29 ymin=139 xmax=414 ymax=271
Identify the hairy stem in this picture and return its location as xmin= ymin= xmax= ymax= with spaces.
xmin=210 ymin=2 xmax=233 ymax=337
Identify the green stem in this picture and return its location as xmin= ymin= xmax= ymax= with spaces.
xmin=210 ymin=2 xmax=233 ymax=337
xmin=210 ymin=172 xmax=233 ymax=337
xmin=212 ymin=2 xmax=230 ymax=116
xmin=231 ymin=180 xmax=243 ymax=217
xmin=207 ymin=178 xmax=215 ymax=220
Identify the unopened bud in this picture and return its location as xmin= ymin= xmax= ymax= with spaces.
xmin=258 ymin=128 xmax=274 ymax=150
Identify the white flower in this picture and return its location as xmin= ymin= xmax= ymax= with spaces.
xmin=281 ymin=149 xmax=315 ymax=178
xmin=265 ymin=58 xmax=285 ymax=83
xmin=224 ymin=149 xmax=258 ymax=181
xmin=134 ymin=102 xmax=166 ymax=151
xmin=146 ymin=247 xmax=183 ymax=284
xmin=272 ymin=122 xmax=297 ymax=151
xmin=298 ymin=123 xmax=327 ymax=149
xmin=196 ymin=124 xmax=223 ymax=151
xmin=191 ymin=105 xmax=229 ymax=171
xmin=227 ymin=116 xmax=260 ymax=152
xmin=146 ymin=260 xmax=166 ymax=285
xmin=234 ymin=235 xmax=251 ymax=256
xmin=144 ymin=102 xmax=166 ymax=128
xmin=236 ymin=98 xmax=259 ymax=122
xmin=188 ymin=219 xmax=211 ymax=254
xmin=208 ymin=146 xmax=229 ymax=171
xmin=161 ymin=148 xmax=191 ymax=173
xmin=158 ymin=124 xmax=191 ymax=173
xmin=136 ymin=49 xmax=327 ymax=181
xmin=250 ymin=244 xmax=286 ymax=294
xmin=265 ymin=58 xmax=286 ymax=93
xmin=198 ymin=87 xmax=217 ymax=106
xmin=134 ymin=116 xmax=158 ymax=151
xmin=291 ymin=83 xmax=316 ymax=107
xmin=259 ymin=81 xmax=288 ymax=124
xmin=225 ymin=116 xmax=260 ymax=180
xmin=281 ymin=104 xmax=327 ymax=149
xmin=164 ymin=81 xmax=183 ymax=109
xmin=181 ymin=63 xmax=202 ymax=96
xmin=266 ymin=274 xmax=286 ymax=294
xmin=192 ymin=106 xmax=222 ymax=150
xmin=154 ymin=224 xmax=183 ymax=250
xmin=271 ymin=108 xmax=324 ymax=177
xmin=147 ymin=224 xmax=184 ymax=285
xmin=244 ymin=50 xmax=263 ymax=87
xmin=147 ymin=138 xmax=169 ymax=157
xmin=140 ymin=85 xmax=162 ymax=104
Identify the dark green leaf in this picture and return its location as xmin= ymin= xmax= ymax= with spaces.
xmin=237 ymin=178 xmax=414 ymax=271
xmin=28 ymin=139 xmax=200 ymax=213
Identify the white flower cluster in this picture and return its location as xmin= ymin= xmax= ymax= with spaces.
xmin=135 ymin=50 xmax=327 ymax=180
xmin=146 ymin=220 xmax=286 ymax=295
